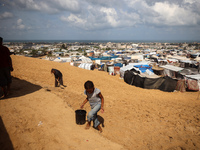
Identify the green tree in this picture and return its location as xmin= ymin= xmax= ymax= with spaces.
xmin=30 ymin=50 xmax=37 ymax=56
xmin=61 ymin=44 xmax=66 ymax=49
xmin=77 ymin=47 xmax=82 ymax=52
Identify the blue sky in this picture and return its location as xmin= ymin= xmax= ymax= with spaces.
xmin=0 ymin=0 xmax=200 ymax=41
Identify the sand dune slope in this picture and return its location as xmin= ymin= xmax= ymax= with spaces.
xmin=1 ymin=55 xmax=200 ymax=150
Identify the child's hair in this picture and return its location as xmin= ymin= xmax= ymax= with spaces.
xmin=51 ymin=68 xmax=55 ymax=73
xmin=84 ymin=80 xmax=94 ymax=89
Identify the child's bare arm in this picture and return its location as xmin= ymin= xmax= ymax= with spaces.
xmin=80 ymin=98 xmax=88 ymax=109
xmin=98 ymin=93 xmax=104 ymax=113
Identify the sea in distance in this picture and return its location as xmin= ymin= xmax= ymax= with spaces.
xmin=4 ymin=39 xmax=200 ymax=44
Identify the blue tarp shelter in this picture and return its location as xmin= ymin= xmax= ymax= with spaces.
xmin=134 ymin=65 xmax=153 ymax=73
xmin=114 ymin=63 xmax=123 ymax=67
xmin=89 ymin=56 xmax=118 ymax=60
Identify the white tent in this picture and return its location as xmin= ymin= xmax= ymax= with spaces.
xmin=78 ymin=63 xmax=93 ymax=70
xmin=53 ymin=57 xmax=71 ymax=63
xmin=77 ymin=56 xmax=92 ymax=63
xmin=120 ymin=64 xmax=138 ymax=78
xmin=120 ymin=62 xmax=150 ymax=78
xmin=160 ymin=65 xmax=183 ymax=72
xmin=185 ymin=74 xmax=200 ymax=80
xmin=160 ymin=65 xmax=184 ymax=78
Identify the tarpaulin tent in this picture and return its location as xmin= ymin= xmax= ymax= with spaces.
xmin=89 ymin=56 xmax=118 ymax=60
xmin=124 ymin=71 xmax=177 ymax=92
xmin=158 ymin=76 xmax=178 ymax=92
xmin=144 ymin=77 xmax=165 ymax=89
xmin=120 ymin=62 xmax=151 ymax=78
xmin=124 ymin=70 xmax=136 ymax=85
xmin=134 ymin=64 xmax=154 ymax=73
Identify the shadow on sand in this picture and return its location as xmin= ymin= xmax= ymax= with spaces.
xmin=0 ymin=116 xmax=14 ymax=150
xmin=0 ymin=77 xmax=42 ymax=99
xmin=97 ymin=115 xmax=105 ymax=128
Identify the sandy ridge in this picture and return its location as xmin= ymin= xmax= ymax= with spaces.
xmin=1 ymin=55 xmax=200 ymax=150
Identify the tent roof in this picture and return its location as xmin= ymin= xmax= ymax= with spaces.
xmin=167 ymin=55 xmax=190 ymax=61
xmin=185 ymin=74 xmax=200 ymax=80
xmin=179 ymin=68 xmax=198 ymax=75
xmin=160 ymin=65 xmax=184 ymax=72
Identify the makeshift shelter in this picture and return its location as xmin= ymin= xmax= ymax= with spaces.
xmin=179 ymin=60 xmax=197 ymax=68
xmin=78 ymin=63 xmax=95 ymax=70
xmin=131 ymin=54 xmax=144 ymax=61
xmin=158 ymin=76 xmax=178 ymax=92
xmin=114 ymin=63 xmax=123 ymax=68
xmin=124 ymin=71 xmax=145 ymax=88
xmin=184 ymin=74 xmax=200 ymax=91
xmin=144 ymin=77 xmax=165 ymax=89
xmin=120 ymin=63 xmax=139 ymax=78
xmin=120 ymin=62 xmax=151 ymax=78
xmin=179 ymin=68 xmax=198 ymax=76
xmin=77 ymin=56 xmax=93 ymax=63
xmin=151 ymin=65 xmax=164 ymax=75
xmin=176 ymin=80 xmax=186 ymax=92
xmin=160 ymin=65 xmax=184 ymax=78
xmin=124 ymin=71 xmax=177 ymax=92
xmin=89 ymin=55 xmax=118 ymax=60
xmin=133 ymin=64 xmax=154 ymax=75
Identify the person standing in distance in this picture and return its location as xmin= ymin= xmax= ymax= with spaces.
xmin=51 ymin=68 xmax=66 ymax=87
xmin=0 ymin=37 xmax=14 ymax=98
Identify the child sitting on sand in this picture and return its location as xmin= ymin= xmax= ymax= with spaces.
xmin=80 ymin=80 xmax=104 ymax=132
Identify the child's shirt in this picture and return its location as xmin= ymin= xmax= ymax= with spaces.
xmin=84 ymin=88 xmax=101 ymax=108
xmin=52 ymin=69 xmax=62 ymax=79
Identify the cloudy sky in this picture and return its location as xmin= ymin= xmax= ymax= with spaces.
xmin=0 ymin=0 xmax=200 ymax=41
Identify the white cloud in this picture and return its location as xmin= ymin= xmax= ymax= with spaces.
xmin=4 ymin=0 xmax=200 ymax=29
xmin=60 ymin=6 xmax=112 ymax=30
xmin=151 ymin=2 xmax=199 ymax=26
xmin=83 ymin=0 xmax=123 ymax=8
xmin=1 ymin=0 xmax=200 ymax=40
xmin=126 ymin=0 xmax=200 ymax=27
xmin=15 ymin=19 xmax=26 ymax=30
xmin=17 ymin=19 xmax=23 ymax=25
xmin=10 ymin=0 xmax=80 ymax=13
xmin=62 ymin=14 xmax=86 ymax=25
xmin=17 ymin=24 xmax=26 ymax=30
xmin=0 ymin=12 xmax=14 ymax=19
xmin=60 ymin=5 xmax=141 ymax=30
xmin=184 ymin=0 xmax=197 ymax=4
xmin=100 ymin=7 xmax=118 ymax=27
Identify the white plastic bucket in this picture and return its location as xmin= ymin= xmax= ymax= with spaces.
xmin=108 ymin=66 xmax=114 ymax=75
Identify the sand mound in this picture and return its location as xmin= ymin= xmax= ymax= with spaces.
xmin=0 ymin=55 xmax=200 ymax=150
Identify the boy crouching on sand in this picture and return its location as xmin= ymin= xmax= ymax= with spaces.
xmin=80 ymin=80 xmax=104 ymax=132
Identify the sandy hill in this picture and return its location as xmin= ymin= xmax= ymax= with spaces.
xmin=0 ymin=55 xmax=200 ymax=150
